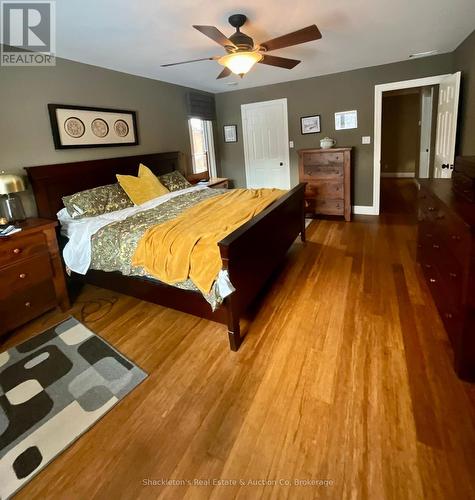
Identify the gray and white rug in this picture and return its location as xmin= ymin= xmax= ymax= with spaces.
xmin=0 ymin=317 xmax=147 ymax=499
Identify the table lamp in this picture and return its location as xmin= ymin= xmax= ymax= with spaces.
xmin=0 ymin=171 xmax=26 ymax=223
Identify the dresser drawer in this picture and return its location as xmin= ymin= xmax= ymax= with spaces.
xmin=0 ymin=280 xmax=57 ymax=333
xmin=0 ymin=253 xmax=53 ymax=299
xmin=302 ymin=164 xmax=343 ymax=180
xmin=302 ymin=151 xmax=344 ymax=166
xmin=315 ymin=198 xmax=344 ymax=216
xmin=305 ymin=181 xmax=343 ymax=200
xmin=421 ymin=262 xmax=465 ymax=345
xmin=0 ymin=232 xmax=48 ymax=267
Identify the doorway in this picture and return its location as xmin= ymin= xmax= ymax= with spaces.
xmin=371 ymin=72 xmax=461 ymax=215
xmin=241 ymin=98 xmax=291 ymax=189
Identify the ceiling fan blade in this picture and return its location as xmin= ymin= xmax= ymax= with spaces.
xmin=193 ymin=25 xmax=236 ymax=48
xmin=260 ymin=25 xmax=321 ymax=52
xmin=217 ymin=67 xmax=232 ymax=79
xmin=258 ymin=54 xmax=301 ymax=69
xmin=161 ymin=56 xmax=218 ymax=67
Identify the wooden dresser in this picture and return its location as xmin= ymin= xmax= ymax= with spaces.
xmin=298 ymin=148 xmax=352 ymax=221
xmin=0 ymin=219 xmax=69 ymax=337
xmin=417 ymin=176 xmax=475 ymax=381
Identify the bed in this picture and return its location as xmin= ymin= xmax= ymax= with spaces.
xmin=25 ymin=152 xmax=306 ymax=351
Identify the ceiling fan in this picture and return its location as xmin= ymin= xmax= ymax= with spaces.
xmin=161 ymin=14 xmax=322 ymax=79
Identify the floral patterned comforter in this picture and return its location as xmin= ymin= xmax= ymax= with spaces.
xmin=89 ymin=188 xmax=228 ymax=308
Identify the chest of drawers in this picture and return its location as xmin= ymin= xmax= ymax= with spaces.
xmin=417 ymin=180 xmax=475 ymax=381
xmin=0 ymin=219 xmax=70 ymax=336
xmin=298 ymin=148 xmax=352 ymax=221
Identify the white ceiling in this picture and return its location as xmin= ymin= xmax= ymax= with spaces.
xmin=56 ymin=0 xmax=475 ymax=93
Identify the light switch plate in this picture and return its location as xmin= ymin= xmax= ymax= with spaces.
xmin=362 ymin=136 xmax=371 ymax=144
xmin=289 ymin=140 xmax=294 ymax=148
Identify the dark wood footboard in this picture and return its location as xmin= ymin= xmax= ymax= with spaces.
xmin=219 ymin=183 xmax=306 ymax=350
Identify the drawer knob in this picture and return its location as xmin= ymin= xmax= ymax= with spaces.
xmin=451 ymin=235 xmax=461 ymax=241
xmin=445 ymin=312 xmax=453 ymax=319
xmin=13 ymin=248 xmax=22 ymax=254
xmin=428 ymin=207 xmax=436 ymax=211
xmin=19 ymin=273 xmax=27 ymax=279
xmin=429 ymin=278 xmax=436 ymax=283
xmin=449 ymin=272 xmax=457 ymax=279
xmin=25 ymin=301 xmax=31 ymax=308
xmin=432 ymin=244 xmax=440 ymax=249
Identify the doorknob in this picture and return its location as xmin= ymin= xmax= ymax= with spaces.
xmin=449 ymin=164 xmax=454 ymax=169
xmin=279 ymin=162 xmax=283 ymax=166
xmin=441 ymin=163 xmax=449 ymax=169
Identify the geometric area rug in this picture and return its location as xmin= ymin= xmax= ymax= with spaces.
xmin=0 ymin=317 xmax=147 ymax=499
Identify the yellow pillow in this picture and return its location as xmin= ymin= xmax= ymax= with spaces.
xmin=116 ymin=164 xmax=169 ymax=205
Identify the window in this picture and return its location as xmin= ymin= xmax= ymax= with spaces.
xmin=189 ymin=118 xmax=217 ymax=178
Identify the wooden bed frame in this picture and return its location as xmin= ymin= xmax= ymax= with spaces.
xmin=25 ymin=152 xmax=306 ymax=351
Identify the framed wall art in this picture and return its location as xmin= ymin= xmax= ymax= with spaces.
xmin=334 ymin=110 xmax=358 ymax=130
xmin=48 ymin=104 xmax=139 ymax=149
xmin=223 ymin=124 xmax=238 ymax=143
xmin=300 ymin=115 xmax=321 ymax=135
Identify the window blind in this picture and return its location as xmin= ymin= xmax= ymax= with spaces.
xmin=187 ymin=92 xmax=216 ymax=121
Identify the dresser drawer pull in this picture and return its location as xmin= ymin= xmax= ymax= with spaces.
xmin=19 ymin=273 xmax=27 ymax=279
xmin=13 ymin=248 xmax=22 ymax=254
xmin=25 ymin=301 xmax=31 ymax=308
xmin=444 ymin=312 xmax=453 ymax=319
xmin=428 ymin=207 xmax=436 ymax=211
xmin=451 ymin=235 xmax=461 ymax=241
xmin=449 ymin=272 xmax=457 ymax=279
xmin=429 ymin=278 xmax=436 ymax=283
xmin=432 ymin=244 xmax=440 ymax=249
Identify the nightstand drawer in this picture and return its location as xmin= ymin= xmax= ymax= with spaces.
xmin=0 ymin=253 xmax=53 ymax=299
xmin=0 ymin=280 xmax=57 ymax=333
xmin=0 ymin=232 xmax=48 ymax=267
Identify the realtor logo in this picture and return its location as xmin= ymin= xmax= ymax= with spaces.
xmin=1 ymin=1 xmax=55 ymax=66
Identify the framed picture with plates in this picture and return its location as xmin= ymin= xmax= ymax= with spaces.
xmin=48 ymin=104 xmax=139 ymax=149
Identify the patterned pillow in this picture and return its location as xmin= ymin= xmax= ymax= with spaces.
xmin=159 ymin=171 xmax=192 ymax=192
xmin=62 ymin=183 xmax=133 ymax=219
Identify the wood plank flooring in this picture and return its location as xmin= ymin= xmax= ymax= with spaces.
xmin=2 ymin=180 xmax=475 ymax=499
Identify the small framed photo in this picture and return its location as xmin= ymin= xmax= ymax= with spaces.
xmin=300 ymin=115 xmax=321 ymax=135
xmin=335 ymin=110 xmax=358 ymax=130
xmin=223 ymin=124 xmax=238 ymax=143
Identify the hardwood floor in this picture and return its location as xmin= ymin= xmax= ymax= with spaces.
xmin=3 ymin=180 xmax=475 ymax=499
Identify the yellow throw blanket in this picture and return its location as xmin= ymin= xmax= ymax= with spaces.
xmin=132 ymin=188 xmax=285 ymax=294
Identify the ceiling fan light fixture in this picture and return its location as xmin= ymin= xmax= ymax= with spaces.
xmin=218 ymin=51 xmax=263 ymax=77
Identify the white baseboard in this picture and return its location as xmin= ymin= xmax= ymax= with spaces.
xmin=381 ymin=172 xmax=415 ymax=178
xmin=353 ymin=205 xmax=379 ymax=215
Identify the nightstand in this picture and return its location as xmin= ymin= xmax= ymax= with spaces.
xmin=0 ymin=218 xmax=70 ymax=337
xmin=204 ymin=177 xmax=230 ymax=189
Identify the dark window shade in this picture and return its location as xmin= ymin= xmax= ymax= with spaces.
xmin=187 ymin=92 xmax=216 ymax=121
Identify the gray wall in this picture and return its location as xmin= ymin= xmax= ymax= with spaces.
xmin=215 ymin=54 xmax=453 ymax=207
xmin=0 ymin=52 xmax=202 ymax=216
xmin=454 ymin=30 xmax=475 ymax=156
xmin=381 ymin=92 xmax=420 ymax=175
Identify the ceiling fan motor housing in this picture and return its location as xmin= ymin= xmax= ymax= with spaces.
xmin=227 ymin=14 xmax=254 ymax=51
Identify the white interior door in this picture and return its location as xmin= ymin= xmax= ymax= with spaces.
xmin=241 ymin=98 xmax=291 ymax=189
xmin=419 ymin=86 xmax=434 ymax=179
xmin=434 ymin=72 xmax=461 ymax=178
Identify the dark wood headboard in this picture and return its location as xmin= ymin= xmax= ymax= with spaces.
xmin=25 ymin=151 xmax=182 ymax=219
